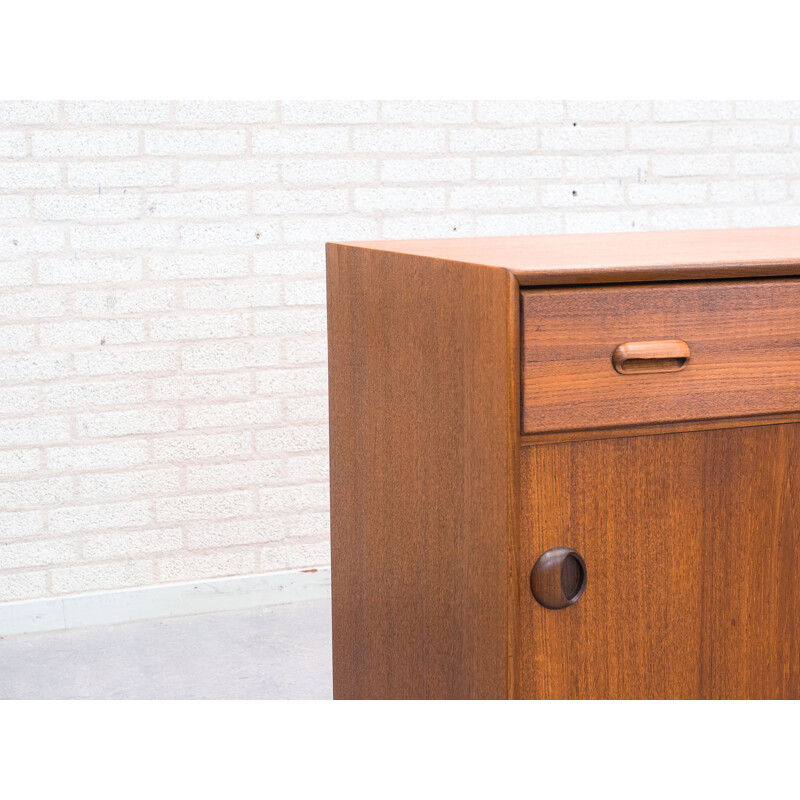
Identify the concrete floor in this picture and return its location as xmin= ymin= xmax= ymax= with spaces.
xmin=0 ymin=598 xmax=332 ymax=700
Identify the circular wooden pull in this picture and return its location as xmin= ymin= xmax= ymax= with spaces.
xmin=530 ymin=547 xmax=587 ymax=609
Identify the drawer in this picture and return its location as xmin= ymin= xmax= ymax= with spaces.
xmin=520 ymin=278 xmax=800 ymax=434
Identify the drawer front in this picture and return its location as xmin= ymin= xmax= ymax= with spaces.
xmin=521 ymin=278 xmax=800 ymax=434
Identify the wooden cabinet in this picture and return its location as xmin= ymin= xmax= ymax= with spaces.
xmin=326 ymin=226 xmax=800 ymax=699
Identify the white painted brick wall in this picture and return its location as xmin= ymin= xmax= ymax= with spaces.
xmin=2 ymin=100 xmax=800 ymax=604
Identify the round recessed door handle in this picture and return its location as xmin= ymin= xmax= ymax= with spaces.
xmin=530 ymin=547 xmax=587 ymax=609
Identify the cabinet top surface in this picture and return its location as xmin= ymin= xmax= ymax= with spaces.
xmin=333 ymin=225 xmax=800 ymax=285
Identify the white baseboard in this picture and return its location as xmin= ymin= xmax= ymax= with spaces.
xmin=0 ymin=567 xmax=331 ymax=638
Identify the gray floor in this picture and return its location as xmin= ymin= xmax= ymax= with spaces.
xmin=0 ymin=598 xmax=332 ymax=700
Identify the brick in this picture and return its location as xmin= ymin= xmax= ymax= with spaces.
xmin=148 ymin=253 xmax=248 ymax=280
xmin=0 ymin=225 xmax=65 ymax=257
xmin=159 ymin=550 xmax=257 ymax=582
xmin=145 ymin=129 xmax=245 ymax=156
xmin=0 ymin=353 xmax=68 ymax=382
xmin=186 ymin=518 xmax=283 ymax=549
xmin=0 ymin=416 xmax=70 ymax=447
xmin=713 ymin=180 xmax=788 ymax=204
xmin=65 ymin=100 xmax=170 ymax=124
xmin=0 ymin=509 xmax=45 ymax=541
xmin=475 ymin=101 xmax=563 ymax=123
xmin=40 ymin=318 xmax=145 ymax=348
xmin=541 ymin=183 xmax=625 ymax=207
xmin=32 ymin=130 xmax=139 ymax=158
xmin=51 ymin=560 xmax=155 ymax=594
xmin=283 ymin=335 xmax=327 ymax=364
xmin=48 ymin=378 xmax=141 ymax=417
xmin=285 ymin=511 xmax=330 ymax=539
xmin=0 ymin=539 xmax=78 ymax=569
xmin=735 ymin=152 xmax=800 ymax=175
xmin=565 ymin=101 xmax=650 ymax=122
xmin=0 ymin=263 xmax=33 ymax=287
xmin=145 ymin=190 xmax=247 ymax=218
xmin=450 ymin=186 xmax=538 ymax=211
xmin=256 ymin=367 xmax=327 ymax=395
xmin=736 ymin=101 xmax=800 ymax=120
xmin=155 ymin=490 xmax=254 ymax=523
xmin=39 ymin=255 xmax=142 ymax=284
xmin=281 ymin=100 xmax=378 ymax=124
xmin=712 ymin=124 xmax=790 ymax=149
xmin=564 ymin=154 xmax=648 ymax=179
xmin=255 ymin=425 xmax=328 ymax=454
xmin=652 ymin=153 xmax=730 ymax=177
xmin=0 ymin=163 xmax=61 ymax=189
xmin=629 ymin=125 xmax=710 ymax=150
xmin=282 ymin=158 xmax=377 ymax=185
xmin=0 ymin=101 xmax=59 ymax=124
xmin=542 ymin=125 xmax=625 ymax=151
xmin=253 ymin=308 xmax=327 ymax=335
xmin=152 ymin=373 xmax=251 ymax=402
xmin=178 ymin=159 xmax=278 ymax=187
xmin=74 ymin=346 xmax=179 ymax=376
xmin=253 ymin=249 xmax=322 ymax=277
xmin=381 ymin=214 xmax=475 ymax=239
xmin=75 ymin=287 xmax=177 ymax=315
xmin=254 ymin=188 xmax=350 ymax=215
xmin=0 ymin=195 xmax=30 ymax=220
xmin=84 ymin=528 xmax=183 ymax=559
xmin=49 ymin=499 xmax=150 ymax=535
xmin=353 ymin=187 xmax=446 ymax=213
xmin=179 ymin=221 xmax=279 ymax=248
xmin=474 ymin=155 xmax=561 ymax=180
xmin=563 ymin=211 xmax=648 ymax=234
xmin=649 ymin=207 xmax=730 ymax=230
xmin=34 ymin=193 xmax=141 ymax=222
xmin=153 ymin=431 xmax=252 ymax=462
xmin=628 ymin=182 xmax=708 ymax=205
xmin=474 ymin=213 xmax=561 ymax=237
xmin=450 ymin=128 xmax=538 ymax=152
xmin=0 ymin=288 xmax=65 ymax=324
xmin=654 ymin=101 xmax=733 ymax=121
xmin=149 ymin=312 xmax=249 ymax=341
xmin=353 ymin=128 xmax=446 ymax=153
xmin=283 ymin=216 xmax=379 ymax=243
xmin=186 ymin=459 xmax=283 ymax=491
xmin=261 ymin=540 xmax=330 ymax=571
xmin=181 ymin=339 xmax=280 ymax=371
xmin=0 ymin=386 xmax=40 ymax=416
xmin=47 ymin=440 xmax=150 ymax=471
xmin=252 ymin=127 xmax=349 ymax=154
xmin=284 ymin=395 xmax=328 ymax=423
xmin=287 ymin=452 xmax=329 ymax=482
xmin=77 ymin=407 xmax=179 ymax=438
xmin=70 ymin=222 xmax=175 ymax=251
xmin=184 ymin=398 xmax=281 ymax=429
xmin=0 ymin=475 xmax=73 ymax=509
xmin=381 ymin=100 xmax=473 ymax=124
xmin=68 ymin=161 xmax=172 ymax=188
xmin=381 ymin=157 xmax=471 ymax=183
xmin=0 ymin=571 xmax=48 ymax=601
xmin=0 ymin=448 xmax=39 ymax=477
xmin=78 ymin=468 xmax=182 ymax=500
xmin=176 ymin=101 xmax=277 ymax=123
xmin=183 ymin=280 xmax=280 ymax=310
xmin=284 ymin=279 xmax=326 ymax=306
xmin=0 ymin=131 xmax=26 ymax=157
xmin=0 ymin=324 xmax=36 ymax=352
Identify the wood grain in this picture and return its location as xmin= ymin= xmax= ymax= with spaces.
xmin=521 ymin=278 xmax=800 ymax=433
xmin=517 ymin=424 xmax=800 ymax=699
xmin=338 ymin=225 xmax=800 ymax=285
xmin=326 ymin=243 xmax=517 ymax=699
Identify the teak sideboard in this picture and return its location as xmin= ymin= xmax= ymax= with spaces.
xmin=326 ymin=226 xmax=800 ymax=700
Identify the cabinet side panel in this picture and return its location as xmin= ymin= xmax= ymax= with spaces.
xmin=327 ymin=244 xmax=514 ymax=699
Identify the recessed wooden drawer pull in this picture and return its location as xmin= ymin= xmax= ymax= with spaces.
xmin=612 ymin=339 xmax=690 ymax=374
xmin=530 ymin=547 xmax=587 ymax=609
